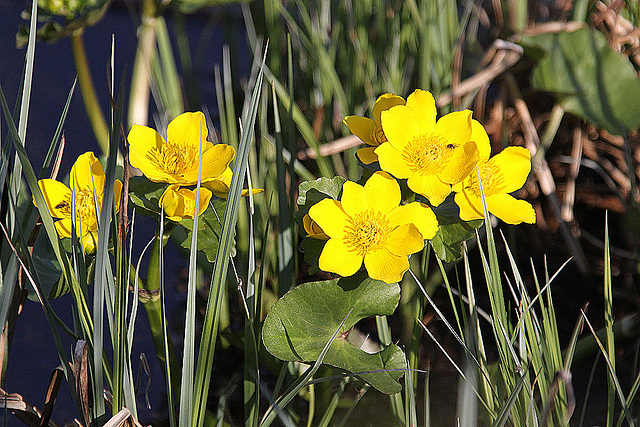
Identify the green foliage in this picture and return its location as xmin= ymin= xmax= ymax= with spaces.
xmin=128 ymin=175 xmax=231 ymax=263
xmin=262 ymin=273 xmax=406 ymax=394
xmin=521 ymin=27 xmax=640 ymax=135
xmin=430 ymin=220 xmax=482 ymax=263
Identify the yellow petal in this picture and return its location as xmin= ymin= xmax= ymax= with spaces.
xmin=303 ymin=214 xmax=329 ymax=240
xmin=167 ymin=111 xmax=209 ymax=149
xmin=491 ymin=146 xmax=531 ymax=193
xmin=55 ymin=218 xmax=73 ymax=238
xmin=471 ymin=119 xmax=491 ymax=161
xmin=355 ymin=147 xmax=378 ymax=165
xmin=385 ymin=223 xmax=424 ymax=256
xmin=160 ymin=185 xmax=212 ymax=221
xmin=81 ymin=231 xmax=98 ymax=254
xmin=344 ymin=116 xmax=376 ymax=146
xmin=341 ymin=181 xmax=367 ymax=216
xmin=179 ymin=143 xmax=235 ymax=185
xmin=380 ymin=105 xmax=420 ymax=152
xmin=454 ymin=191 xmax=484 ymax=221
xmin=434 ymin=110 xmax=473 ymax=146
xmin=375 ymin=142 xmax=413 ymax=179
xmin=364 ymin=247 xmax=409 ymax=284
xmin=127 ymin=124 xmax=172 ymax=181
xmin=364 ymin=171 xmax=400 ymax=215
xmin=405 ymin=89 xmax=437 ymax=135
xmin=71 ymin=152 xmax=105 ymax=194
xmin=407 ymin=174 xmax=451 ymax=206
xmin=308 ymin=199 xmax=349 ymax=238
xmin=438 ymin=141 xmax=480 ymax=185
xmin=372 ymin=93 xmax=406 ymax=123
xmin=486 ymin=193 xmax=536 ymax=225
xmin=203 ymin=166 xmax=263 ymax=198
xmin=387 ymin=202 xmax=438 ymax=240
xmin=319 ymin=238 xmax=363 ymax=277
xmin=36 ymin=179 xmax=72 ymax=218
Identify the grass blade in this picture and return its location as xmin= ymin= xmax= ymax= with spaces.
xmin=192 ymin=44 xmax=267 ymax=427
xmin=178 ymin=123 xmax=205 ymax=427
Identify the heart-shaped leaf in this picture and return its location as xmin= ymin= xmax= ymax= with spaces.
xmin=262 ymin=274 xmax=406 ymax=394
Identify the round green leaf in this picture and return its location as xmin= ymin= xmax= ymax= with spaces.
xmin=262 ymin=274 xmax=406 ymax=394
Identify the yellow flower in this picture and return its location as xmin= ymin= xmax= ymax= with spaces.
xmin=302 ymin=214 xmax=328 ymax=240
xmin=308 ymin=171 xmax=439 ymax=284
xmin=343 ymin=93 xmax=405 ymax=164
xmin=127 ymin=112 xmax=235 ymax=185
xmin=375 ymin=89 xmax=482 ymax=206
xmin=453 ymin=139 xmax=536 ymax=224
xmin=203 ymin=167 xmax=264 ymax=198
xmin=159 ymin=185 xmax=212 ymax=222
xmin=35 ymin=152 xmax=123 ymax=253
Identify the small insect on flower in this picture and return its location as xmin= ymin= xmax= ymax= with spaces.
xmin=308 ymin=171 xmax=438 ymax=284
xmin=35 ymin=151 xmax=122 ymax=253
xmin=375 ymin=89 xmax=483 ymax=206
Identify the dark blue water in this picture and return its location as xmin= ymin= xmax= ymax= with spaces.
xmin=0 ymin=1 xmax=248 ymax=424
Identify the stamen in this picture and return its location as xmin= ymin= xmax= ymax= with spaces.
xmin=343 ymin=210 xmax=390 ymax=256
xmin=148 ymin=142 xmax=198 ymax=175
xmin=401 ymin=133 xmax=454 ymax=175
xmin=467 ymin=163 xmax=505 ymax=196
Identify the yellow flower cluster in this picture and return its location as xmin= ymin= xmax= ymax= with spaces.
xmin=308 ymin=89 xmax=535 ymax=284
xmin=127 ymin=111 xmax=261 ymax=221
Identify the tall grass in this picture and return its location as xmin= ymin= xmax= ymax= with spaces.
xmin=4 ymin=0 xmax=640 ymax=426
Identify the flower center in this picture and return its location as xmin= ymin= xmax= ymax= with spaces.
xmin=369 ymin=124 xmax=388 ymax=147
xmin=148 ymin=142 xmax=198 ymax=175
xmin=466 ymin=162 xmax=505 ymax=197
xmin=56 ymin=189 xmax=99 ymax=231
xmin=343 ymin=210 xmax=390 ymax=256
xmin=75 ymin=189 xmax=99 ymax=226
xmin=402 ymin=133 xmax=457 ymax=175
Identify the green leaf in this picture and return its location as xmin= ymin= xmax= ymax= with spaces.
xmin=521 ymin=28 xmax=640 ymax=135
xmin=299 ymin=237 xmax=326 ymax=275
xmin=28 ymin=231 xmax=68 ymax=301
xmin=128 ymin=175 xmax=168 ymax=216
xmin=296 ymin=176 xmax=346 ymax=209
xmin=262 ymin=274 xmax=406 ymax=394
xmin=430 ymin=220 xmax=482 ymax=262
xmin=173 ymin=198 xmax=232 ymax=263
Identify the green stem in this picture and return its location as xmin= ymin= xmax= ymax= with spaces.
xmin=70 ymin=32 xmax=109 ymax=155
xmin=128 ymin=3 xmax=158 ymax=128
